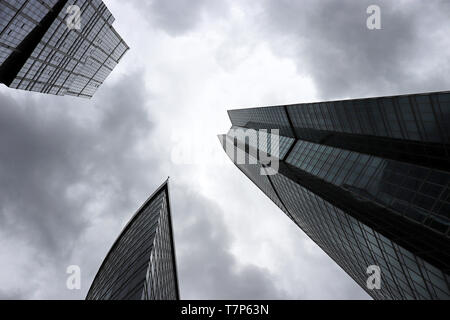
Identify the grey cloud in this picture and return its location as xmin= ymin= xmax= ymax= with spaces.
xmin=131 ymin=0 xmax=229 ymax=36
xmin=0 ymin=73 xmax=155 ymax=250
xmin=0 ymin=70 xmax=162 ymax=298
xmin=260 ymin=0 xmax=450 ymax=99
xmin=172 ymin=186 xmax=288 ymax=299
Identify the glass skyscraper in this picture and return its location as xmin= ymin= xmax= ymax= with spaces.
xmin=86 ymin=180 xmax=180 ymax=300
xmin=0 ymin=0 xmax=129 ymax=98
xmin=219 ymin=91 xmax=450 ymax=300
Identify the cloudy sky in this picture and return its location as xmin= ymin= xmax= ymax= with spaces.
xmin=1 ymin=0 xmax=449 ymax=300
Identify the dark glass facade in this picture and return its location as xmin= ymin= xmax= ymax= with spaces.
xmin=219 ymin=91 xmax=450 ymax=300
xmin=86 ymin=180 xmax=180 ymax=300
xmin=0 ymin=0 xmax=129 ymax=98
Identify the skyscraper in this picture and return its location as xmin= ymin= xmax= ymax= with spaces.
xmin=0 ymin=0 xmax=129 ymax=98
xmin=219 ymin=91 xmax=450 ymax=300
xmin=86 ymin=180 xmax=180 ymax=300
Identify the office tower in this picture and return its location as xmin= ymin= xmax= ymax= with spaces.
xmin=219 ymin=91 xmax=450 ymax=300
xmin=86 ymin=180 xmax=180 ymax=300
xmin=0 ymin=0 xmax=129 ymax=98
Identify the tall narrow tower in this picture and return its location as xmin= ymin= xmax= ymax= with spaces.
xmin=86 ymin=180 xmax=180 ymax=300
xmin=0 ymin=0 xmax=129 ymax=98
xmin=219 ymin=91 xmax=450 ymax=299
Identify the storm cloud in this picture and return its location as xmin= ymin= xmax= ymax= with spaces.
xmin=259 ymin=0 xmax=450 ymax=99
xmin=0 ymin=71 xmax=162 ymax=298
xmin=130 ymin=0 xmax=230 ymax=36
xmin=173 ymin=188 xmax=288 ymax=299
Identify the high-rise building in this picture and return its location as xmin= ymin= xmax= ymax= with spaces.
xmin=86 ymin=180 xmax=180 ymax=300
xmin=219 ymin=91 xmax=450 ymax=300
xmin=0 ymin=0 xmax=129 ymax=98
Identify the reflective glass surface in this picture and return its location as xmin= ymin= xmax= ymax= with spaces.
xmin=0 ymin=0 xmax=129 ymax=98
xmin=86 ymin=182 xmax=179 ymax=300
xmin=221 ymin=91 xmax=450 ymax=300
